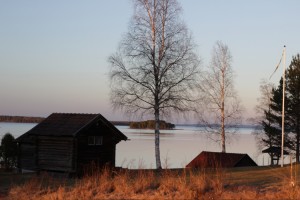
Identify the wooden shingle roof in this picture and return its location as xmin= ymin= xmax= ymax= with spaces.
xmin=17 ymin=113 xmax=127 ymax=141
xmin=186 ymin=151 xmax=257 ymax=168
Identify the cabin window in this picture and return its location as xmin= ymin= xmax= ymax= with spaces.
xmin=88 ymin=136 xmax=103 ymax=145
xmin=95 ymin=136 xmax=103 ymax=145
xmin=88 ymin=136 xmax=95 ymax=145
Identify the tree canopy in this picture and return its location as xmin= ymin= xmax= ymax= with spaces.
xmin=108 ymin=0 xmax=201 ymax=169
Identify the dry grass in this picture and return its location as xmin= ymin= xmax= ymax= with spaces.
xmin=4 ymin=164 xmax=300 ymax=200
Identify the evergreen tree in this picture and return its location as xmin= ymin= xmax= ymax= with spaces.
xmin=258 ymin=54 xmax=300 ymax=164
xmin=261 ymin=108 xmax=282 ymax=165
xmin=260 ymin=81 xmax=290 ymax=165
xmin=286 ymin=54 xmax=300 ymax=162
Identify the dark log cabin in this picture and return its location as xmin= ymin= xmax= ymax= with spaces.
xmin=16 ymin=113 xmax=127 ymax=173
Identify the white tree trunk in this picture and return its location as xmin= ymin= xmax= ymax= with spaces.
xmin=221 ymin=100 xmax=226 ymax=152
xmin=221 ymin=67 xmax=226 ymax=153
xmin=155 ymin=108 xmax=162 ymax=169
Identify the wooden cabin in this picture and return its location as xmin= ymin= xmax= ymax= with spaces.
xmin=186 ymin=151 xmax=257 ymax=168
xmin=16 ymin=113 xmax=127 ymax=173
xmin=262 ymin=146 xmax=289 ymax=165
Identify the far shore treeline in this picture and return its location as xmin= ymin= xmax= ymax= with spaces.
xmin=0 ymin=116 xmax=174 ymax=129
xmin=0 ymin=115 xmax=257 ymax=129
xmin=0 ymin=115 xmax=132 ymax=126
xmin=0 ymin=115 xmax=45 ymax=123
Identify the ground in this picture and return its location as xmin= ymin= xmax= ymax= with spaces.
xmin=1 ymin=165 xmax=300 ymax=199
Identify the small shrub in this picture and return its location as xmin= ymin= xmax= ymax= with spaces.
xmin=0 ymin=133 xmax=18 ymax=170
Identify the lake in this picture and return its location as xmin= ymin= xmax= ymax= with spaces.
xmin=0 ymin=122 xmax=275 ymax=168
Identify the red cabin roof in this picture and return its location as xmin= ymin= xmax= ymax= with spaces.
xmin=186 ymin=151 xmax=257 ymax=168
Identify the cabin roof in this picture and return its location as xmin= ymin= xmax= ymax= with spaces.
xmin=262 ymin=146 xmax=289 ymax=155
xmin=17 ymin=113 xmax=127 ymax=141
xmin=186 ymin=151 xmax=257 ymax=168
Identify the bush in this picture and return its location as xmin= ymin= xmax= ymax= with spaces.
xmin=0 ymin=133 xmax=18 ymax=170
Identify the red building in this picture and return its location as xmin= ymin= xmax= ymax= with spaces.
xmin=186 ymin=151 xmax=257 ymax=168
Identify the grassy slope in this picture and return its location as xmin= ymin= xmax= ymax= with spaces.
xmin=225 ymin=165 xmax=299 ymax=188
xmin=2 ymin=165 xmax=300 ymax=199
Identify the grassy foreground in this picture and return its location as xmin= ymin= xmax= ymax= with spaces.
xmin=2 ymin=164 xmax=300 ymax=199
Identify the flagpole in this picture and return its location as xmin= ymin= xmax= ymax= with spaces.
xmin=281 ymin=45 xmax=286 ymax=167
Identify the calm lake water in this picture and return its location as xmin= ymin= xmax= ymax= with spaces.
xmin=0 ymin=122 xmax=276 ymax=168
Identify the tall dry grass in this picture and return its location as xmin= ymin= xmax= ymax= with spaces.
xmin=6 ymin=165 xmax=300 ymax=200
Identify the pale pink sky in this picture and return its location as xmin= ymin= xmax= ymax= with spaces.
xmin=1 ymin=0 xmax=300 ymax=122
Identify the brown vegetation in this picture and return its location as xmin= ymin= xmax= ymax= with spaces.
xmin=3 ymin=164 xmax=300 ymax=199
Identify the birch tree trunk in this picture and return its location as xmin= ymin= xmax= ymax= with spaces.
xmin=154 ymin=107 xmax=161 ymax=169
xmin=221 ymin=68 xmax=226 ymax=152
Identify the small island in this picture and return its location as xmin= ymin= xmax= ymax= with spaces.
xmin=129 ymin=120 xmax=175 ymax=130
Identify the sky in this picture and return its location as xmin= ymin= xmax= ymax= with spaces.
xmin=1 ymin=0 xmax=300 ymax=122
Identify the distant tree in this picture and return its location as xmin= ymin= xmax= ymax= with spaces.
xmin=0 ymin=133 xmax=18 ymax=170
xmin=109 ymin=0 xmax=201 ymax=169
xmin=198 ymin=41 xmax=243 ymax=153
xmin=255 ymin=80 xmax=275 ymax=117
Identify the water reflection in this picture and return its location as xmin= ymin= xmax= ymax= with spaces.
xmin=116 ymin=125 xmax=265 ymax=169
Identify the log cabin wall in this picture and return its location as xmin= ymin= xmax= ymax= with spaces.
xmin=76 ymin=122 xmax=117 ymax=169
xmin=37 ymin=136 xmax=74 ymax=172
xmin=19 ymin=145 xmax=37 ymax=170
xmin=17 ymin=113 xmax=127 ymax=173
xmin=18 ymin=135 xmax=37 ymax=170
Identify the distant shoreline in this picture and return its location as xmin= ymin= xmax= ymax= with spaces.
xmin=0 ymin=116 xmax=45 ymax=123
xmin=0 ymin=115 xmax=257 ymax=128
xmin=0 ymin=115 xmax=133 ymax=126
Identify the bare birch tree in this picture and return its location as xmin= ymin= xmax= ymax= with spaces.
xmin=255 ymin=80 xmax=275 ymax=116
xmin=198 ymin=41 xmax=242 ymax=153
xmin=108 ymin=0 xmax=201 ymax=169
